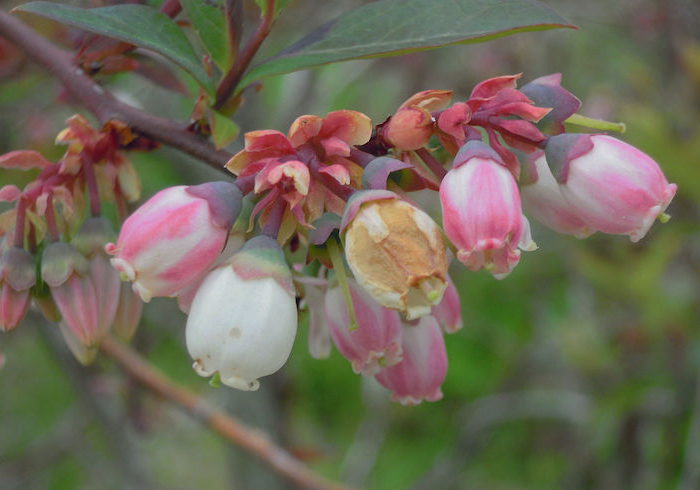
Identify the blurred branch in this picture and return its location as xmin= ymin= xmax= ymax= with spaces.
xmin=100 ymin=335 xmax=354 ymax=490
xmin=0 ymin=9 xmax=232 ymax=171
xmin=214 ymin=0 xmax=275 ymax=109
xmin=37 ymin=320 xmax=148 ymax=489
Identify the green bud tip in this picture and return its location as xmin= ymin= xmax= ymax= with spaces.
xmin=659 ymin=213 xmax=671 ymax=223
xmin=209 ymin=372 xmax=221 ymax=388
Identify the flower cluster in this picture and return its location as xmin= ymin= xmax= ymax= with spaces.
xmin=0 ymin=116 xmax=147 ymax=363
xmin=0 ymin=74 xmax=676 ymax=405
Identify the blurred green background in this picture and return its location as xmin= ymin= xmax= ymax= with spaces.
xmin=1 ymin=0 xmax=699 ymax=488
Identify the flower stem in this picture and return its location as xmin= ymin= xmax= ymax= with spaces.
xmin=81 ymin=152 xmax=101 ymax=217
xmin=44 ymin=194 xmax=60 ymax=242
xmin=326 ymin=238 xmax=358 ymax=331
xmin=100 ymin=335 xmax=354 ymax=490
xmin=261 ymin=196 xmax=285 ymax=238
xmin=564 ymin=113 xmax=626 ymax=133
xmin=13 ymin=198 xmax=27 ymax=248
xmin=415 ymin=148 xmax=447 ymax=180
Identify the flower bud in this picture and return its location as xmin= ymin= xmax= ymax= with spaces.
xmin=106 ymin=182 xmax=242 ymax=301
xmin=545 ymin=134 xmax=677 ymax=242
xmin=0 ymin=247 xmax=35 ymax=332
xmin=520 ymin=151 xmax=594 ymax=238
xmin=342 ymin=191 xmax=448 ymax=320
xmin=185 ymin=236 xmax=297 ymax=391
xmin=324 ymin=278 xmax=403 ymax=375
xmin=73 ymin=217 xmax=121 ymax=339
xmin=440 ymin=141 xmax=536 ymax=279
xmin=42 ymin=242 xmax=100 ymax=364
xmin=374 ymin=315 xmax=447 ymax=405
xmin=384 ymin=107 xmax=434 ymax=151
xmin=431 ymin=274 xmax=463 ymax=334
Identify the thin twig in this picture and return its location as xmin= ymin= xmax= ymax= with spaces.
xmin=214 ymin=0 xmax=275 ymax=109
xmin=100 ymin=335 xmax=354 ymax=490
xmin=0 ymin=10 xmax=232 ymax=171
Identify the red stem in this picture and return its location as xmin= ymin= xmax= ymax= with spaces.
xmin=261 ymin=196 xmax=286 ymax=238
xmin=214 ymin=0 xmax=275 ymax=109
xmin=44 ymin=194 xmax=60 ymax=242
xmin=415 ymin=147 xmax=447 ymax=180
xmin=13 ymin=198 xmax=27 ymax=248
xmin=81 ymin=153 xmax=101 ymax=216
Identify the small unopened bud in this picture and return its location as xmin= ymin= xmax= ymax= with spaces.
xmin=374 ymin=315 xmax=447 ymax=405
xmin=0 ymin=247 xmax=35 ymax=332
xmin=324 ymin=278 xmax=403 ymax=375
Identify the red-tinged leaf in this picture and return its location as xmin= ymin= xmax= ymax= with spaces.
xmin=240 ymin=0 xmax=573 ymax=89
xmin=0 ymin=150 xmax=51 ymax=170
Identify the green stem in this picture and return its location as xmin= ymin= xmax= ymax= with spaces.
xmin=564 ymin=114 xmax=626 ymax=133
xmin=326 ymin=238 xmax=358 ymax=331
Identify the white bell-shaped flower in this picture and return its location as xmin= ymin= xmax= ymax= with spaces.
xmin=185 ymin=263 xmax=297 ymax=391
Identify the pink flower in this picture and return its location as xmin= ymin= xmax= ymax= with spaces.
xmin=106 ymin=182 xmax=242 ymax=301
xmin=374 ymin=315 xmax=447 ymax=405
xmin=546 ymin=134 xmax=677 ymax=242
xmin=520 ymin=151 xmax=594 ymax=238
xmin=324 ymin=278 xmax=403 ymax=375
xmin=440 ymin=141 xmax=536 ymax=279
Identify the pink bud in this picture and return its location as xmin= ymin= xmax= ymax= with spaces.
xmin=107 ymin=182 xmax=242 ymax=301
xmin=374 ymin=315 xmax=447 ymax=405
xmin=324 ymin=278 xmax=403 ymax=375
xmin=384 ymin=107 xmax=434 ymax=151
xmin=520 ymin=151 xmax=594 ymax=238
xmin=431 ymin=274 xmax=463 ymax=334
xmin=51 ymin=274 xmax=100 ymax=364
xmin=42 ymin=242 xmax=100 ymax=365
xmin=440 ymin=142 xmax=536 ymax=279
xmin=547 ymin=134 xmax=677 ymax=242
xmin=0 ymin=247 xmax=35 ymax=332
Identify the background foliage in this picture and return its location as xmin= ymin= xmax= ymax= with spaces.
xmin=0 ymin=0 xmax=699 ymax=488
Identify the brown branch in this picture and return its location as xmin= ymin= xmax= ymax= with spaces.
xmin=214 ymin=0 xmax=275 ymax=110
xmin=100 ymin=335 xmax=354 ymax=490
xmin=0 ymin=9 xmax=232 ymax=171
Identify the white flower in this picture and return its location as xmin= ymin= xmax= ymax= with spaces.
xmin=185 ymin=264 xmax=297 ymax=391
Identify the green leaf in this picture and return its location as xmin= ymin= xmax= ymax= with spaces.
xmin=207 ymin=109 xmax=240 ymax=149
xmin=180 ymin=0 xmax=231 ymax=72
xmin=240 ymin=0 xmax=574 ymax=88
xmin=13 ymin=2 xmax=213 ymax=93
